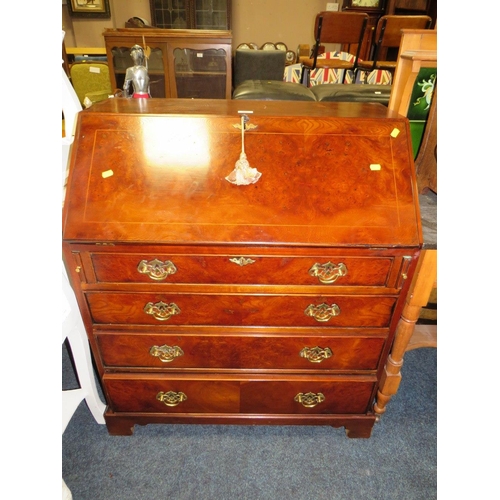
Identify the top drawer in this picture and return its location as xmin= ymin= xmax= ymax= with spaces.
xmin=78 ymin=249 xmax=407 ymax=288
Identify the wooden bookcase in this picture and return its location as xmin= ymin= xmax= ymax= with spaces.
xmin=103 ymin=28 xmax=232 ymax=99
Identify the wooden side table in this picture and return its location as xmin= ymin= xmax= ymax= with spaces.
xmin=373 ymin=29 xmax=437 ymax=419
xmin=374 ymin=192 xmax=437 ymax=418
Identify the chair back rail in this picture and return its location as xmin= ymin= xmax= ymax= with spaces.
xmin=302 ymin=11 xmax=368 ymax=85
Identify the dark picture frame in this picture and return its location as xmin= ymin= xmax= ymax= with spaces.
xmin=67 ymin=0 xmax=111 ymax=19
xmin=344 ymin=0 xmax=386 ymax=11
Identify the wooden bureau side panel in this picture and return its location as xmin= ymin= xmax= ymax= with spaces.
xmin=86 ymin=293 xmax=397 ymax=328
xmin=89 ymin=252 xmax=393 ymax=287
xmin=96 ymin=332 xmax=386 ymax=371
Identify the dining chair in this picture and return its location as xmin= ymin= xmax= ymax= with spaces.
xmin=300 ymin=11 xmax=368 ymax=86
xmin=356 ymin=15 xmax=432 ymax=84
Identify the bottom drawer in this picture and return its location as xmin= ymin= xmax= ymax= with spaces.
xmin=104 ymin=374 xmax=375 ymax=415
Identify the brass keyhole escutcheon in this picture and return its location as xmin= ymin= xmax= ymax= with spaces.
xmin=229 ymin=257 xmax=256 ymax=266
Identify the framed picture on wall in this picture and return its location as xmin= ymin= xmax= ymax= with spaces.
xmin=67 ymin=0 xmax=111 ymax=18
xmin=344 ymin=0 xmax=386 ymax=10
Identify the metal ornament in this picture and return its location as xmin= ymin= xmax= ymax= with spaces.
xmin=123 ymin=44 xmax=151 ymax=98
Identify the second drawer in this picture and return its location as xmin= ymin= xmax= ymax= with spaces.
xmin=86 ymin=293 xmax=397 ymax=327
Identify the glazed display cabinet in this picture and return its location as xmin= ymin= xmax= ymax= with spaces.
xmin=103 ymin=28 xmax=232 ymax=99
xmin=149 ymin=0 xmax=231 ymax=30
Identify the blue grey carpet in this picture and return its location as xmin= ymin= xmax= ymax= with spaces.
xmin=62 ymin=344 xmax=436 ymax=500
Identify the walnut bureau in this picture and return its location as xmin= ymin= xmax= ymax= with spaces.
xmin=62 ymin=98 xmax=422 ymax=438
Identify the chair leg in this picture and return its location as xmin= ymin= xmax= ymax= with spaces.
xmin=300 ymin=67 xmax=310 ymax=87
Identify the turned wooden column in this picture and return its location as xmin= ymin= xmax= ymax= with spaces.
xmin=374 ymin=248 xmax=437 ymax=418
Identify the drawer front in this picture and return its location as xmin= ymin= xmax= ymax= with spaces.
xmin=87 ymin=293 xmax=396 ymax=327
xmin=96 ymin=332 xmax=386 ymax=371
xmin=104 ymin=376 xmax=240 ymax=413
xmin=88 ymin=252 xmax=394 ymax=287
xmin=104 ymin=375 xmax=375 ymax=415
xmin=240 ymin=380 xmax=375 ymax=414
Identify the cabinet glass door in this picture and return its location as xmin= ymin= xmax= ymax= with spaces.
xmin=195 ymin=0 xmax=229 ymax=29
xmin=151 ymin=0 xmax=189 ymax=29
xmin=150 ymin=0 xmax=230 ymax=29
xmin=173 ymin=47 xmax=227 ymax=98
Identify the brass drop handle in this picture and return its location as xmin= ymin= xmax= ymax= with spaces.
xmin=308 ymin=262 xmax=347 ymax=284
xmin=144 ymin=301 xmax=180 ymax=321
xmin=294 ymin=392 xmax=325 ymax=408
xmin=156 ymin=391 xmax=187 ymax=407
xmin=300 ymin=346 xmax=333 ymax=363
xmin=137 ymin=258 xmax=177 ymax=281
xmin=150 ymin=344 xmax=184 ymax=363
xmin=304 ymin=303 xmax=340 ymax=322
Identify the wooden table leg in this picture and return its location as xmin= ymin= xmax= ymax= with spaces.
xmin=374 ymin=249 xmax=437 ymax=419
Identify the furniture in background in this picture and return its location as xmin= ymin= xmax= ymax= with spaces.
xmin=387 ymin=28 xmax=437 ymax=169
xmin=103 ymin=28 xmax=232 ymax=99
xmin=149 ymin=0 xmax=232 ymax=30
xmin=289 ymin=50 xmax=386 ymax=86
xmin=236 ymin=41 xmax=296 ymax=66
xmin=65 ymin=46 xmax=108 ymax=65
xmin=233 ymin=49 xmax=287 ymax=88
xmin=414 ymin=84 xmax=436 ymax=193
xmin=356 ymin=15 xmax=432 ymax=84
xmin=387 ymin=28 xmax=436 ymax=115
xmin=309 ymin=83 xmax=391 ymax=104
xmin=62 ymin=55 xmax=81 ymax=189
xmin=385 ymin=0 xmax=436 ymax=24
xmin=374 ymin=27 xmax=437 ymax=420
xmin=62 ymin=35 xmax=106 ymax=498
xmin=232 ymin=80 xmax=317 ymax=101
xmin=374 ymin=235 xmax=436 ymax=419
xmin=231 ymin=48 xmax=391 ymax=103
xmin=342 ymin=0 xmax=387 ymax=61
xmin=232 ymin=49 xmax=316 ymax=101
xmin=300 ymin=11 xmax=369 ymax=86
xmin=63 ymin=98 xmax=422 ymax=438
xmin=69 ymin=62 xmax=113 ymax=107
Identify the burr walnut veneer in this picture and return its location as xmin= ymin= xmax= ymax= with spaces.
xmin=62 ymin=98 xmax=422 ymax=437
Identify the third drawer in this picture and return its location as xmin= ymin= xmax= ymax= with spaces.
xmin=96 ymin=332 xmax=387 ymax=371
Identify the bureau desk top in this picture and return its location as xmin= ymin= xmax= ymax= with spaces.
xmin=62 ymin=99 xmax=422 ymax=249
